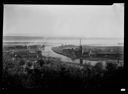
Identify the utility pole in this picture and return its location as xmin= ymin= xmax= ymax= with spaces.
xmin=79 ymin=39 xmax=83 ymax=64
xmin=117 ymin=52 xmax=120 ymax=66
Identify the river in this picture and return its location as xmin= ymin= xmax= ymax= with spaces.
xmin=3 ymin=38 xmax=123 ymax=66
xmin=41 ymin=44 xmax=106 ymax=66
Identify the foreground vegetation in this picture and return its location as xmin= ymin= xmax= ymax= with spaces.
xmin=2 ymin=45 xmax=124 ymax=89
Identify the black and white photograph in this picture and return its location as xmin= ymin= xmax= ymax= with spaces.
xmin=2 ymin=4 xmax=124 ymax=90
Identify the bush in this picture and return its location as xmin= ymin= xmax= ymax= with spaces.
xmin=19 ymin=60 xmax=25 ymax=66
xmin=94 ymin=62 xmax=103 ymax=72
xmin=106 ymin=62 xmax=117 ymax=71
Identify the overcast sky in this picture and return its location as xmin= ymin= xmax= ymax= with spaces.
xmin=3 ymin=4 xmax=124 ymax=38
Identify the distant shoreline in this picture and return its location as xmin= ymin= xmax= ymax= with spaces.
xmin=3 ymin=41 xmax=124 ymax=47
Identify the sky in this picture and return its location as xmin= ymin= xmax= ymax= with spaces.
xmin=3 ymin=4 xmax=124 ymax=38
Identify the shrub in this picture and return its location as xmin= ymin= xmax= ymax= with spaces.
xmin=19 ymin=60 xmax=25 ymax=66
xmin=106 ymin=62 xmax=117 ymax=71
xmin=94 ymin=62 xmax=103 ymax=72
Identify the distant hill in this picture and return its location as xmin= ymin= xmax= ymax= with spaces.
xmin=3 ymin=36 xmax=44 ymax=41
xmin=3 ymin=36 xmax=123 ymax=40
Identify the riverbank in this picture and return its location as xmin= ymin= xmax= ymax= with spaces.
xmin=52 ymin=45 xmax=123 ymax=60
xmin=52 ymin=45 xmax=123 ymax=67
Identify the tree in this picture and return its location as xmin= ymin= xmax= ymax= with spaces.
xmin=94 ymin=62 xmax=103 ymax=73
